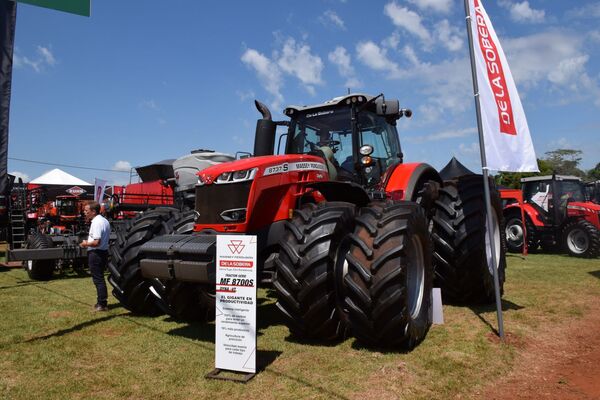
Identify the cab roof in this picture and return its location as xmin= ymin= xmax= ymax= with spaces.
xmin=283 ymin=93 xmax=374 ymax=115
xmin=521 ymin=175 xmax=582 ymax=183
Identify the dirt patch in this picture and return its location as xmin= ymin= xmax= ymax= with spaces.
xmin=478 ymin=297 xmax=600 ymax=400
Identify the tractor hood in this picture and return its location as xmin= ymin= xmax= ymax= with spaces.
xmin=197 ymin=154 xmax=329 ymax=185
xmin=568 ymin=201 xmax=600 ymax=213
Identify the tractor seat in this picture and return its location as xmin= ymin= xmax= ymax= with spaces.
xmin=319 ymin=146 xmax=338 ymax=181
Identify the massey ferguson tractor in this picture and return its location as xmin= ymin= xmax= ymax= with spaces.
xmin=109 ymin=93 xmax=506 ymax=349
xmin=503 ymin=175 xmax=600 ymax=258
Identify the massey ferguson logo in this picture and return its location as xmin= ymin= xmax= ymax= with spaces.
xmin=227 ymin=240 xmax=245 ymax=254
xmin=66 ymin=186 xmax=86 ymax=196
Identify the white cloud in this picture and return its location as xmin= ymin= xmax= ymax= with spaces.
xmin=501 ymin=1 xmax=545 ymax=23
xmin=112 ymin=161 xmax=132 ymax=172
xmin=13 ymin=45 xmax=56 ymax=73
xmin=407 ymin=0 xmax=452 ymax=14
xmin=9 ymin=171 xmax=30 ymax=183
xmin=567 ymin=3 xmax=600 ymax=19
xmin=587 ymin=30 xmax=600 ymax=43
xmin=356 ymin=41 xmax=403 ymax=78
xmin=139 ymin=99 xmax=159 ymax=110
xmin=328 ymin=46 xmax=362 ymax=89
xmin=37 ymin=46 xmax=56 ymax=65
xmin=277 ymin=38 xmax=324 ymax=92
xmin=502 ymin=31 xmax=599 ymax=104
xmin=406 ymin=127 xmax=477 ymax=144
xmin=382 ymin=31 xmax=401 ymax=50
xmin=236 ymin=90 xmax=256 ymax=102
xmin=459 ymin=142 xmax=480 ymax=155
xmin=384 ymin=3 xmax=432 ymax=44
xmin=434 ymin=20 xmax=463 ymax=52
xmin=320 ymin=10 xmax=345 ymax=30
xmin=241 ymin=48 xmax=284 ymax=110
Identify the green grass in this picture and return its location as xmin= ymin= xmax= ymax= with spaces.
xmin=1 ymin=254 xmax=598 ymax=400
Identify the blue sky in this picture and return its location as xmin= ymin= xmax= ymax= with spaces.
xmin=8 ymin=0 xmax=600 ymax=185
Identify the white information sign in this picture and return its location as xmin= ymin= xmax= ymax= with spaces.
xmin=215 ymin=235 xmax=257 ymax=374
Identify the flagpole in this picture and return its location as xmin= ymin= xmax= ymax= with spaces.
xmin=463 ymin=0 xmax=505 ymax=339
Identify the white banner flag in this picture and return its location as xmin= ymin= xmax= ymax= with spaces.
xmin=94 ymin=178 xmax=108 ymax=203
xmin=468 ymin=0 xmax=538 ymax=172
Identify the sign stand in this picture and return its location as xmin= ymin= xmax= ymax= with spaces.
xmin=207 ymin=235 xmax=258 ymax=383
xmin=205 ymin=368 xmax=255 ymax=383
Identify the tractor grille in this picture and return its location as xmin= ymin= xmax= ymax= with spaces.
xmin=195 ymin=182 xmax=252 ymax=224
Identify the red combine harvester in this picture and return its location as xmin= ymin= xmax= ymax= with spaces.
xmin=502 ymin=175 xmax=600 ymax=258
xmin=109 ymin=94 xmax=507 ymax=349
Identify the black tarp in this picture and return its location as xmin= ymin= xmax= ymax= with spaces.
xmin=439 ymin=157 xmax=476 ymax=180
xmin=0 ymin=1 xmax=17 ymax=199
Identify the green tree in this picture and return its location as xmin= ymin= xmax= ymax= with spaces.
xmin=494 ymin=159 xmax=552 ymax=189
xmin=543 ymin=149 xmax=585 ymax=177
xmin=587 ymin=162 xmax=600 ymax=181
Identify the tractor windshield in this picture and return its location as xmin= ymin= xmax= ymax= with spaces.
xmin=287 ymin=107 xmax=401 ymax=182
xmin=56 ymin=198 xmax=77 ymax=216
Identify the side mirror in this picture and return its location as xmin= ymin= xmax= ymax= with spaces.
xmin=375 ymin=98 xmax=400 ymax=117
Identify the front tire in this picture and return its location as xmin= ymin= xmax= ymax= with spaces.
xmin=504 ymin=212 xmax=537 ymax=253
xmin=274 ymin=201 xmax=355 ymax=341
xmin=344 ymin=201 xmax=433 ymax=349
xmin=108 ymin=208 xmax=180 ymax=315
xmin=25 ymin=233 xmax=56 ymax=281
xmin=562 ymin=220 xmax=600 ymax=258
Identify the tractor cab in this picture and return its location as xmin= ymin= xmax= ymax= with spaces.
xmin=522 ymin=175 xmax=587 ymax=226
xmin=55 ymin=196 xmax=78 ymax=218
xmin=283 ymin=94 xmax=408 ymax=188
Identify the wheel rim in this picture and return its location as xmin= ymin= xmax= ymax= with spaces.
xmin=27 ymin=260 xmax=33 ymax=271
xmin=407 ymin=236 xmax=425 ymax=319
xmin=334 ymin=236 xmax=352 ymax=313
xmin=505 ymin=218 xmax=523 ymax=247
xmin=485 ymin=209 xmax=501 ymax=275
xmin=567 ymin=228 xmax=589 ymax=254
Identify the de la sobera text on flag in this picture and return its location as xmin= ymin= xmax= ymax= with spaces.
xmin=468 ymin=0 xmax=538 ymax=172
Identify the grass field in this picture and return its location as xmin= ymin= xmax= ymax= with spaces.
xmin=1 ymin=254 xmax=598 ymax=400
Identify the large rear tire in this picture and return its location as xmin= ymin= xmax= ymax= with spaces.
xmin=274 ymin=201 xmax=355 ymax=341
xmin=108 ymin=208 xmax=180 ymax=315
xmin=25 ymin=233 xmax=56 ymax=281
xmin=344 ymin=201 xmax=433 ymax=349
xmin=432 ymin=175 xmax=507 ymax=304
xmin=562 ymin=219 xmax=600 ymax=258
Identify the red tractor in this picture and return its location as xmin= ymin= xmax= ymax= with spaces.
xmin=503 ymin=175 xmax=600 ymax=258
xmin=109 ymin=94 xmax=506 ymax=349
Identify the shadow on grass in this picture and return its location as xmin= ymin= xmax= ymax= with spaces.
xmin=164 ymin=301 xmax=285 ymax=345
xmin=589 ymin=270 xmax=600 ymax=280
xmin=18 ymin=313 xmax=124 ymax=344
xmin=469 ymin=299 xmax=524 ymax=336
xmin=0 ymin=280 xmax=49 ymax=290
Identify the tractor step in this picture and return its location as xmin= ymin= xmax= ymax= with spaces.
xmin=140 ymin=234 xmax=216 ymax=284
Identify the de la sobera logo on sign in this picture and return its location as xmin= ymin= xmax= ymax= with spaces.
xmin=220 ymin=240 xmax=253 ymax=268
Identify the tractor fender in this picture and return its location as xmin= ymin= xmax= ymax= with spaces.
xmin=384 ymin=162 xmax=442 ymax=201
xmin=504 ymin=203 xmax=544 ymax=227
xmin=306 ymin=181 xmax=371 ymax=207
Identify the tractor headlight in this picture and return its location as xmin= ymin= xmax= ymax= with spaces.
xmin=359 ymin=145 xmax=374 ymax=156
xmin=215 ymin=168 xmax=257 ymax=184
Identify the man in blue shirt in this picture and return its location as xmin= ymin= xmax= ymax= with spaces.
xmin=80 ymin=201 xmax=111 ymax=311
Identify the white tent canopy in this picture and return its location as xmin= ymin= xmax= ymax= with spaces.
xmin=30 ymin=168 xmax=91 ymax=186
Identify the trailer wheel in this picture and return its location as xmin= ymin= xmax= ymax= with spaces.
xmin=274 ymin=201 xmax=355 ymax=341
xmin=504 ymin=212 xmax=537 ymax=253
xmin=562 ymin=219 xmax=600 ymax=258
xmin=344 ymin=201 xmax=432 ymax=349
xmin=432 ymin=175 xmax=507 ymax=304
xmin=25 ymin=233 xmax=56 ymax=281
xmin=108 ymin=207 xmax=180 ymax=315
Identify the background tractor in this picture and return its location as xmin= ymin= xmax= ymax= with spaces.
xmin=111 ymin=93 xmax=506 ymax=349
xmin=503 ymin=175 xmax=600 ymax=258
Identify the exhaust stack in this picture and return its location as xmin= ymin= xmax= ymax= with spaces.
xmin=253 ymin=100 xmax=277 ymax=156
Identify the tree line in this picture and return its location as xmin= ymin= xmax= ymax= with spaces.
xmin=495 ymin=149 xmax=600 ymax=189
